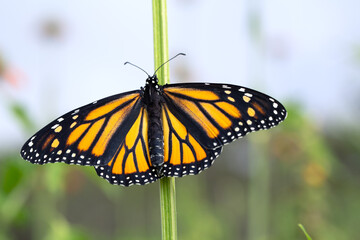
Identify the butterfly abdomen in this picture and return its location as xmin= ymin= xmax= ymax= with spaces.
xmin=148 ymin=106 xmax=164 ymax=166
xmin=144 ymin=77 xmax=164 ymax=170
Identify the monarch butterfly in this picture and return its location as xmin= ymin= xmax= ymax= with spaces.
xmin=20 ymin=58 xmax=287 ymax=187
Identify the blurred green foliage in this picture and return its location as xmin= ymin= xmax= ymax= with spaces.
xmin=1 ymin=97 xmax=359 ymax=240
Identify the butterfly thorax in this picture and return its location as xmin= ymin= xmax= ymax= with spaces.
xmin=143 ymin=75 xmax=164 ymax=174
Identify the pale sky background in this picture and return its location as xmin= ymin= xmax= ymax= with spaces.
xmin=1 ymin=0 xmax=360 ymax=151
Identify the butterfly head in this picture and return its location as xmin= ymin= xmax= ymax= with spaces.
xmin=145 ymin=75 xmax=159 ymax=86
xmin=145 ymin=75 xmax=163 ymax=94
xmin=143 ymin=75 xmax=162 ymax=100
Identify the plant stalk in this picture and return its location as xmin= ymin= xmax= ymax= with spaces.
xmin=152 ymin=0 xmax=177 ymax=239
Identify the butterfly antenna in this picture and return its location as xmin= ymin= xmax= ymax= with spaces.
xmin=124 ymin=61 xmax=151 ymax=77
xmin=153 ymin=53 xmax=186 ymax=75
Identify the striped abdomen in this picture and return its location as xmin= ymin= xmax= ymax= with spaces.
xmin=147 ymin=96 xmax=164 ymax=168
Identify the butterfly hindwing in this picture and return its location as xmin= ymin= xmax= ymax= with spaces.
xmin=21 ymin=90 xmax=142 ymax=167
xmin=94 ymin=107 xmax=158 ymax=186
xmin=162 ymin=83 xmax=287 ymax=149
xmin=161 ymin=104 xmax=223 ymax=177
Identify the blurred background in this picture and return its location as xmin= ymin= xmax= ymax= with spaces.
xmin=1 ymin=0 xmax=360 ymax=239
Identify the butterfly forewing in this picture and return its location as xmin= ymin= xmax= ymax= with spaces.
xmin=21 ymin=90 xmax=142 ymax=166
xmin=162 ymin=83 xmax=287 ymax=149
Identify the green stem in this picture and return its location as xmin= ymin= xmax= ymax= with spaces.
xmin=152 ymin=0 xmax=169 ymax=85
xmin=298 ymin=224 xmax=312 ymax=240
xmin=159 ymin=177 xmax=177 ymax=240
xmin=152 ymin=0 xmax=177 ymax=240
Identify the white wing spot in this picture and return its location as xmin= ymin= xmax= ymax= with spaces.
xmin=72 ymin=109 xmax=80 ymax=115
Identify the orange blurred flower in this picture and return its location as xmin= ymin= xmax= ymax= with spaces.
xmin=0 ymin=54 xmax=25 ymax=88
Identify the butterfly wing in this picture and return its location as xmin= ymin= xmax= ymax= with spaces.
xmin=20 ymin=90 xmax=143 ymax=167
xmin=161 ymin=104 xmax=223 ymax=177
xmin=161 ymin=83 xmax=287 ymax=176
xmin=94 ymin=107 xmax=158 ymax=186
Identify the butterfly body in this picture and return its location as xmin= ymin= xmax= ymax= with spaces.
xmin=143 ymin=75 xmax=165 ymax=174
xmin=21 ymin=75 xmax=287 ymax=187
